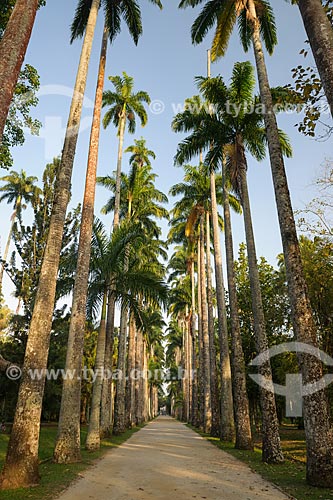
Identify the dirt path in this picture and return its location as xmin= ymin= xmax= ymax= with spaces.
xmin=56 ymin=416 xmax=290 ymax=500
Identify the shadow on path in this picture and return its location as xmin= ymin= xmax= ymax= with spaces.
xmin=56 ymin=416 xmax=289 ymax=500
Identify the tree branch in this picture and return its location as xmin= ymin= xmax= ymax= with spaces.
xmin=0 ymin=354 xmax=19 ymax=372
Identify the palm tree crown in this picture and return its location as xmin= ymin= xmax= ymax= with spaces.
xmin=71 ymin=0 xmax=162 ymax=45
xmin=0 ymin=169 xmax=40 ymax=216
xmin=102 ymin=72 xmax=151 ymax=134
xmin=179 ymin=0 xmax=277 ymax=60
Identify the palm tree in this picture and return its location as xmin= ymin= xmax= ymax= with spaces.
xmin=291 ymin=0 xmax=333 ymax=116
xmin=0 ymin=0 xmax=161 ymax=489
xmin=167 ymin=280 xmax=191 ymax=420
xmin=172 ymin=105 xmax=236 ymax=441
xmin=97 ymin=144 xmax=168 ymax=434
xmin=221 ymin=167 xmax=253 ymax=451
xmin=125 ymin=137 xmax=156 ymax=169
xmin=0 ymin=170 xmax=40 ymax=291
xmin=206 ymin=65 xmax=287 ymax=463
xmin=102 ymin=73 xmax=151 ymax=229
xmin=144 ymin=309 xmax=165 ymax=419
xmin=100 ymin=76 xmax=151 ymax=435
xmin=173 ymin=97 xmax=248 ymax=446
xmin=0 ymin=0 xmax=39 ymax=139
xmin=180 ymin=1 xmax=333 ymax=484
xmin=173 ymin=61 xmax=290 ymax=461
xmin=54 ymin=0 xmax=160 ymax=466
xmin=168 ymin=246 xmax=194 ymax=422
xmin=53 ymin=24 xmax=108 ymax=464
xmin=85 ymin=219 xmax=167 ymax=449
xmin=170 ymin=167 xmax=224 ymax=434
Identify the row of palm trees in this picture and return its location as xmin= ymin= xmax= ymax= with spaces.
xmin=173 ymin=0 xmax=333 ymax=488
xmin=0 ymin=139 xmax=168 ymax=478
xmin=166 ymin=54 xmax=333 ymax=488
xmin=0 ymin=0 xmax=166 ymax=489
xmin=0 ymin=0 xmax=332 ymax=491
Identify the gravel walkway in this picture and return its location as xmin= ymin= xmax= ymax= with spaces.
xmin=56 ymin=416 xmax=290 ymax=500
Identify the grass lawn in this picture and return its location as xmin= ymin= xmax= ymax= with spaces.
xmin=189 ymin=424 xmax=333 ymax=500
xmin=0 ymin=424 xmax=143 ymax=500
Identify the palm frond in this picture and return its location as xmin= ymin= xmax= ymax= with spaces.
xmin=70 ymin=0 xmax=94 ymax=43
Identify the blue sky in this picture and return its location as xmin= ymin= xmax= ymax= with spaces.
xmin=1 ymin=0 xmax=332 ymax=309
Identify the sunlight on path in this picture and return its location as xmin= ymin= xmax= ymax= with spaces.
xmin=56 ymin=417 xmax=289 ymax=500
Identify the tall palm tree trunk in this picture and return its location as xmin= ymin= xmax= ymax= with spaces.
xmin=210 ymin=171 xmax=235 ymax=441
xmin=0 ymin=1 xmax=100 ymax=488
xmin=125 ymin=313 xmax=136 ymax=427
xmin=100 ymin=294 xmax=115 ymax=436
xmin=196 ymin=236 xmax=204 ymax=428
xmin=190 ymin=259 xmax=198 ymax=426
xmin=0 ymin=0 xmax=39 ymax=140
xmin=113 ymin=113 xmax=126 ymax=229
xmin=102 ymin=109 xmax=126 ymax=433
xmin=181 ymin=320 xmax=187 ymax=421
xmin=222 ymin=165 xmax=252 ymax=451
xmin=0 ymin=208 xmax=17 ymax=290
xmin=238 ymin=159 xmax=283 ymax=464
xmin=249 ymin=0 xmax=333 ymax=483
xmin=54 ymin=22 xmax=108 ymax=464
xmin=113 ymin=304 xmax=128 ymax=434
xmin=85 ymin=289 xmax=108 ymax=451
xmin=113 ymin=232 xmax=131 ymax=433
xmin=297 ymin=0 xmax=333 ymax=116
xmin=185 ymin=309 xmax=192 ymax=422
xmin=199 ymin=215 xmax=212 ymax=434
xmin=143 ymin=341 xmax=149 ymax=422
xmin=135 ymin=326 xmax=144 ymax=424
xmin=205 ymin=210 xmax=220 ymax=437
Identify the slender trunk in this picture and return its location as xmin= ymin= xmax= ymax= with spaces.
xmin=113 ymin=304 xmax=128 ymax=434
xmin=190 ymin=260 xmax=198 ymax=426
xmin=239 ymin=158 xmax=283 ymax=464
xmin=250 ymin=3 xmax=333 ymax=484
xmin=134 ymin=327 xmax=144 ymax=424
xmin=113 ymin=232 xmax=131 ymax=433
xmin=100 ymin=293 xmax=115 ymax=436
xmin=0 ymin=209 xmax=16 ymax=291
xmin=185 ymin=309 xmax=192 ymax=422
xmin=222 ymin=165 xmax=252 ymax=451
xmin=54 ymin=22 xmax=107 ymax=464
xmin=143 ymin=341 xmax=149 ymax=422
xmin=0 ymin=1 xmax=100 ymax=488
xmin=210 ymin=171 xmax=235 ymax=442
xmin=0 ymin=0 xmax=38 ymax=140
xmin=181 ymin=320 xmax=187 ymax=421
xmin=101 ymin=106 xmax=126 ymax=432
xmin=184 ymin=312 xmax=190 ymax=422
xmin=196 ymin=237 xmax=204 ymax=428
xmin=205 ymin=210 xmax=220 ymax=437
xmin=297 ymin=0 xmax=333 ymax=116
xmin=199 ymin=215 xmax=212 ymax=434
xmin=85 ymin=290 xmax=107 ymax=451
xmin=113 ymin=113 xmax=126 ymax=229
xmin=125 ymin=314 xmax=136 ymax=427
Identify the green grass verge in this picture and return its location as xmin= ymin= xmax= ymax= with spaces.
xmin=0 ymin=424 xmax=144 ymax=500
xmin=187 ymin=424 xmax=333 ymax=500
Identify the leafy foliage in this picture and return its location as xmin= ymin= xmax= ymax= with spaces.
xmin=288 ymin=1 xmax=333 ymax=139
xmin=5 ymin=160 xmax=81 ymax=317
xmin=179 ymin=0 xmax=278 ymax=60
